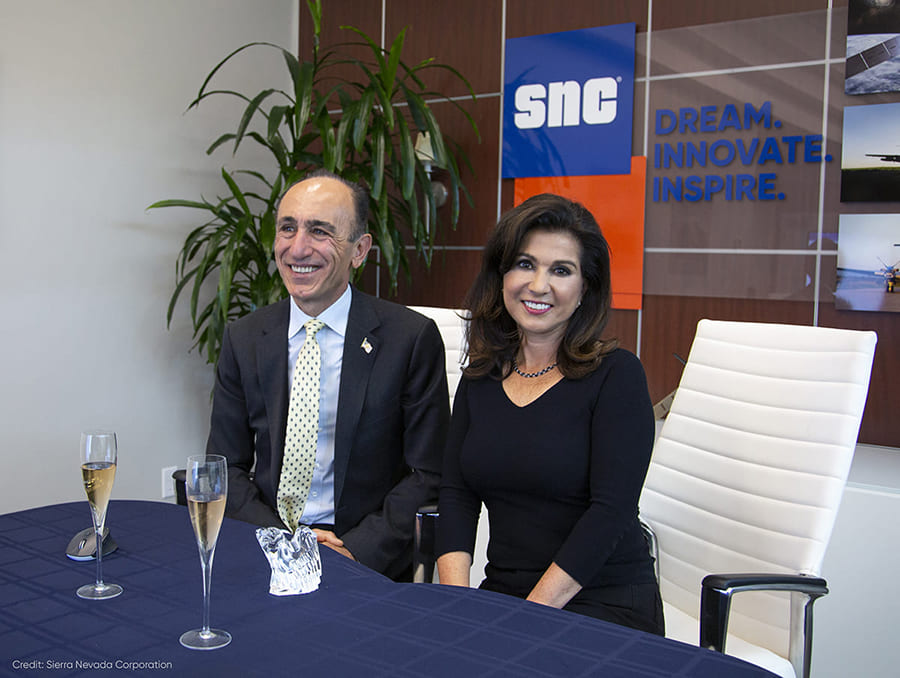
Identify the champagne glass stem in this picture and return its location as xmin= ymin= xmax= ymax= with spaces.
xmin=199 ymin=547 xmax=215 ymax=636
xmin=92 ymin=511 xmax=105 ymax=587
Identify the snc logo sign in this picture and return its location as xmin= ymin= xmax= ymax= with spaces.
xmin=503 ymin=23 xmax=635 ymax=178
xmin=514 ymin=77 xmax=620 ymax=129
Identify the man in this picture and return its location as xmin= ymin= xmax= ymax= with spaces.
xmin=206 ymin=169 xmax=449 ymax=580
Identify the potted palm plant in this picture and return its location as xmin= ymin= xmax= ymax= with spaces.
xmin=150 ymin=0 xmax=477 ymax=366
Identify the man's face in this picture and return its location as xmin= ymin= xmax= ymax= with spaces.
xmin=274 ymin=177 xmax=372 ymax=317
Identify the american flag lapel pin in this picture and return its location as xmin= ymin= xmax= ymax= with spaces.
xmin=361 ymin=337 xmax=373 ymax=354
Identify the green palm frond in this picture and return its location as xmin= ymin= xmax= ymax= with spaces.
xmin=149 ymin=0 xmax=478 ymax=366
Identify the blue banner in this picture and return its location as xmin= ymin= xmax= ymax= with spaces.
xmin=503 ymin=23 xmax=636 ymax=178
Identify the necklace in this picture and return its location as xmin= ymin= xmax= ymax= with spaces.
xmin=512 ymin=359 xmax=558 ymax=378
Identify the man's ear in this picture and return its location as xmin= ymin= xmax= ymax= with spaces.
xmin=351 ymin=233 xmax=373 ymax=269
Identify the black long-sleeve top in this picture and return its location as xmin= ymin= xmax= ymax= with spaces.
xmin=436 ymin=349 xmax=657 ymax=589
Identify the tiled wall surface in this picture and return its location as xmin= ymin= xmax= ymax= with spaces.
xmin=302 ymin=0 xmax=897 ymax=446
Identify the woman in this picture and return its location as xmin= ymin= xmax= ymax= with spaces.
xmin=436 ymin=193 xmax=664 ymax=635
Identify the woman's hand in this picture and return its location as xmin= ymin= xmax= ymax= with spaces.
xmin=526 ymin=562 xmax=582 ymax=609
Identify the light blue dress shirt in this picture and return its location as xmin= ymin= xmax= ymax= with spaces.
xmin=285 ymin=285 xmax=352 ymax=526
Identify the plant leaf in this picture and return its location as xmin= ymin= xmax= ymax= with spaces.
xmin=148 ymin=198 xmax=214 ymax=211
xmin=396 ymin=115 xmax=415 ymax=201
xmin=422 ymin=115 xmax=448 ymax=168
xmin=340 ymin=25 xmax=387 ymax=74
xmin=306 ymin=0 xmax=322 ymax=51
xmin=267 ymin=104 xmax=289 ymax=141
xmin=371 ymin=126 xmax=386 ymax=199
xmin=353 ymin=61 xmax=395 ymax=130
xmin=189 ymin=42 xmax=281 ymax=109
xmin=293 ymin=60 xmax=315 ymax=135
xmin=316 ymin=109 xmax=336 ymax=171
xmin=220 ymin=168 xmax=252 ymax=216
xmin=217 ymin=214 xmax=251 ymax=321
xmin=233 ymin=88 xmax=278 ymax=154
xmin=401 ymin=85 xmax=429 ymax=132
xmin=383 ymin=27 xmax=406 ymax=95
xmin=207 ymin=133 xmax=237 ymax=156
xmin=166 ymin=262 xmax=202 ymax=327
xmin=189 ymin=234 xmax=223 ymax=325
xmin=352 ymin=89 xmax=375 ymax=151
xmin=334 ymin=100 xmax=356 ymax=172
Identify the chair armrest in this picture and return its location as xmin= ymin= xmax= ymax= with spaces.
xmin=172 ymin=469 xmax=187 ymax=506
xmin=413 ymin=504 xmax=439 ymax=583
xmin=700 ymin=572 xmax=828 ymax=653
xmin=638 ymin=518 xmax=659 ymax=582
xmin=703 ymin=573 xmax=828 ymax=596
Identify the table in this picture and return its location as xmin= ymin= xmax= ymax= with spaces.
xmin=0 ymin=501 xmax=776 ymax=677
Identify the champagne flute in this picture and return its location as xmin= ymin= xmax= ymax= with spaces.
xmin=180 ymin=454 xmax=231 ymax=650
xmin=77 ymin=430 xmax=123 ymax=600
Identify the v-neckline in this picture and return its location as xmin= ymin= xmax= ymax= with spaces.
xmin=501 ymin=375 xmax=565 ymax=409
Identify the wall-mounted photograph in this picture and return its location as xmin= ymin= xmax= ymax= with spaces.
xmin=840 ymin=102 xmax=900 ymax=201
xmin=835 ymin=213 xmax=900 ymax=312
xmin=845 ymin=0 xmax=900 ymax=94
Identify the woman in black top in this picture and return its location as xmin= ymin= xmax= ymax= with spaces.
xmin=436 ymin=193 xmax=664 ymax=635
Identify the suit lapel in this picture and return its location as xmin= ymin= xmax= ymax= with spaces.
xmin=257 ymin=300 xmax=291 ymax=490
xmin=334 ymin=288 xmax=380 ymax=506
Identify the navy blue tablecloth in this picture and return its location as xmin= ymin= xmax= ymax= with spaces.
xmin=0 ymin=501 xmax=776 ymax=677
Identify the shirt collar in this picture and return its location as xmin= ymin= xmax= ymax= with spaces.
xmin=287 ymin=285 xmax=352 ymax=340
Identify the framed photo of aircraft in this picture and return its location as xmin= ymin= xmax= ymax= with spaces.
xmin=840 ymin=102 xmax=900 ymax=202
xmin=835 ymin=213 xmax=900 ymax=312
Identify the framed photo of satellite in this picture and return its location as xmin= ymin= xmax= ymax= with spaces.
xmin=845 ymin=0 xmax=900 ymax=94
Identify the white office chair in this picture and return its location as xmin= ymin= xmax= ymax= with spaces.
xmin=639 ymin=319 xmax=877 ymax=678
xmin=408 ymin=306 xmax=468 ymax=583
xmin=407 ymin=306 xmax=468 ymax=408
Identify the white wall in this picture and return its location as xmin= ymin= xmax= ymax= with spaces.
xmin=0 ymin=0 xmax=298 ymax=513
xmin=815 ymin=445 xmax=900 ymax=678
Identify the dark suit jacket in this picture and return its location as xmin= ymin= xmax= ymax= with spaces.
xmin=206 ymin=287 xmax=449 ymax=579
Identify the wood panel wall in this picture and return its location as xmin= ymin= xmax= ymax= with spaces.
xmin=300 ymin=0 xmax=897 ymax=447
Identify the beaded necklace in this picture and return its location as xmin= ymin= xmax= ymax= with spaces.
xmin=512 ymin=359 xmax=558 ymax=378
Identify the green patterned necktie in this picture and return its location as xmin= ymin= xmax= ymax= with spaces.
xmin=277 ymin=319 xmax=325 ymax=532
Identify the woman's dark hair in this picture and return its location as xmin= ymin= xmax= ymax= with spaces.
xmin=463 ymin=193 xmax=616 ymax=380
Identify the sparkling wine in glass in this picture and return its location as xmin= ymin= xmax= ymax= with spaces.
xmin=77 ymin=430 xmax=123 ymax=600
xmin=180 ymin=454 xmax=231 ymax=650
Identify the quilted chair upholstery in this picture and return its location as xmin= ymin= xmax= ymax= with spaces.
xmin=408 ymin=306 xmax=467 ymax=406
xmin=640 ymin=320 xmax=877 ymax=678
xmin=408 ymin=306 xmax=467 ymax=584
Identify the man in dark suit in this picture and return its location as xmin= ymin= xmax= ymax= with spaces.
xmin=206 ymin=170 xmax=449 ymax=580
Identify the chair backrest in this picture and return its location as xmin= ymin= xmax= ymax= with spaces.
xmin=640 ymin=320 xmax=877 ymax=659
xmin=409 ymin=306 xmax=494 ymax=586
xmin=408 ymin=306 xmax=468 ymax=405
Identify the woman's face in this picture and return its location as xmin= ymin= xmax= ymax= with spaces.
xmin=502 ymin=229 xmax=585 ymax=345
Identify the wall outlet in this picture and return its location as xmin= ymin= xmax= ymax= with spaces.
xmin=161 ymin=465 xmax=178 ymax=499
